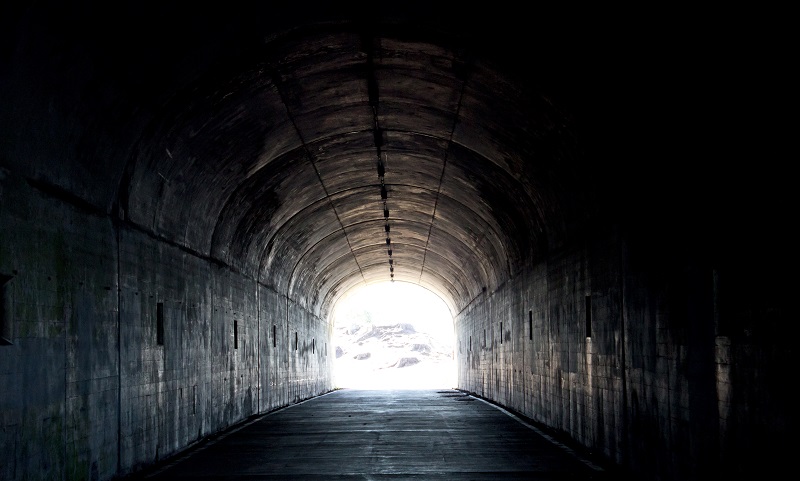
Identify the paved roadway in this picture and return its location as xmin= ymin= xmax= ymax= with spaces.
xmin=127 ymin=388 xmax=624 ymax=480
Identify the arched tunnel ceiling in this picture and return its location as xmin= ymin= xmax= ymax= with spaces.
xmin=131 ymin=24 xmax=567 ymax=313
xmin=113 ymin=5 xmax=595 ymax=320
xmin=125 ymin=23 xmax=569 ymax=318
xmin=9 ymin=2 xmax=779 ymax=320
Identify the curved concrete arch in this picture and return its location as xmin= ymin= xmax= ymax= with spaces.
xmin=122 ymin=64 xmax=293 ymax=254
xmin=212 ymin=149 xmax=335 ymax=274
xmin=280 ymin=214 xmax=479 ymax=304
xmin=206 ymin=128 xmax=519 ymax=283
xmin=4 ymin=4 xmax=789 ymax=481
xmin=277 ymin=183 xmax=504 ymax=266
xmin=291 ymin=224 xmax=481 ymax=312
xmin=310 ymin=243 xmax=470 ymax=320
xmin=255 ymin=184 xmax=506 ymax=306
xmin=220 ymin=127 xmax=536 ymax=294
xmin=123 ymin=46 xmax=561 ymax=293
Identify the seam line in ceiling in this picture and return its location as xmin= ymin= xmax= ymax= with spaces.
xmin=418 ymin=65 xmax=470 ymax=284
xmin=270 ymin=71 xmax=367 ymax=286
xmin=363 ymin=30 xmax=394 ymax=284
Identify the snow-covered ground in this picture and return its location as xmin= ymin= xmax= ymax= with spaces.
xmin=332 ymin=321 xmax=456 ymax=390
xmin=331 ymin=281 xmax=457 ymax=390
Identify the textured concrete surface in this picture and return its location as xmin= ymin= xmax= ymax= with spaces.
xmin=0 ymin=2 xmax=794 ymax=481
xmin=129 ymin=388 xmax=619 ymax=480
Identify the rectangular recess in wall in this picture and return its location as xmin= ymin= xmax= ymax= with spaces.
xmin=156 ymin=302 xmax=164 ymax=346
xmin=1 ymin=275 xmax=12 ymax=345
xmin=193 ymin=385 xmax=197 ymax=414
xmin=234 ymin=320 xmax=238 ymax=349
xmin=500 ymin=322 xmax=503 ymax=344
xmin=294 ymin=331 xmax=298 ymax=351
xmin=529 ymin=310 xmax=533 ymax=341
xmin=585 ymin=295 xmax=592 ymax=338
xmin=469 ymin=335 xmax=472 ymax=351
xmin=272 ymin=324 xmax=277 ymax=347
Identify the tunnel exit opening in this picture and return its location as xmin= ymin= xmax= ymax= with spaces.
xmin=331 ymin=281 xmax=456 ymax=390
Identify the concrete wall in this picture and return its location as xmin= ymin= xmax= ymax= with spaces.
xmin=0 ymin=170 xmax=333 ymax=480
xmin=455 ymin=226 xmax=794 ymax=480
xmin=0 ymin=169 xmax=119 ymax=481
xmin=1 ymin=162 xmax=791 ymax=481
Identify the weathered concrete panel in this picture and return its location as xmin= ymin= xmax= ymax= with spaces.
xmin=456 ymin=224 xmax=794 ymax=480
xmin=0 ymin=172 xmax=119 ymax=480
xmin=116 ymin=226 xmax=336 ymax=476
xmin=209 ymin=265 xmax=260 ymax=430
xmin=118 ymin=226 xmax=216 ymax=473
xmin=286 ymin=298 xmax=333 ymax=404
xmin=258 ymin=285 xmax=287 ymax=412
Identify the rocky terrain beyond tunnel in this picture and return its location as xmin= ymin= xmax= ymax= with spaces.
xmin=0 ymin=2 xmax=794 ymax=481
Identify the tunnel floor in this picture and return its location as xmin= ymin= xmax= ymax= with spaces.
xmin=125 ymin=389 xmax=622 ymax=480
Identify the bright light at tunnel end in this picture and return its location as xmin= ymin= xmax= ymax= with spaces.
xmin=331 ymin=281 xmax=456 ymax=390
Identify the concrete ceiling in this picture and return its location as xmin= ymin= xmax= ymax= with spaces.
xmin=3 ymin=2 xmax=789 ymax=319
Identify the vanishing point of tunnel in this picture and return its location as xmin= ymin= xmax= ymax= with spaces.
xmin=0 ymin=2 xmax=794 ymax=481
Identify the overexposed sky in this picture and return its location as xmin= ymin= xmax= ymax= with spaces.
xmin=332 ymin=281 xmax=454 ymax=338
xmin=331 ymin=281 xmax=456 ymax=389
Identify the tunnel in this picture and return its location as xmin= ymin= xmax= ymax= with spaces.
xmin=0 ymin=2 xmax=795 ymax=480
